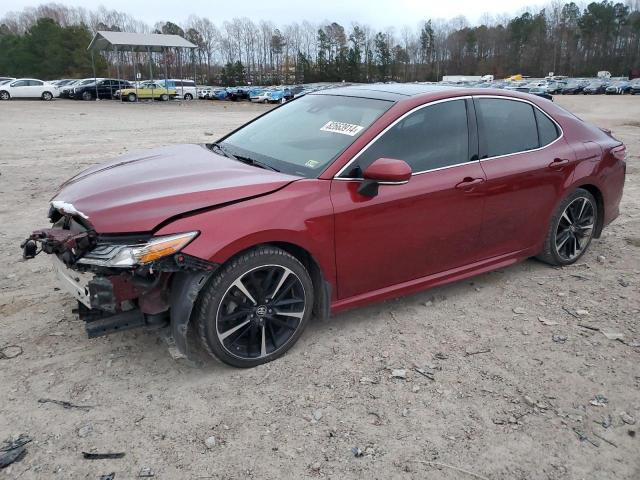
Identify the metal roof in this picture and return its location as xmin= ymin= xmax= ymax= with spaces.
xmin=88 ymin=31 xmax=196 ymax=52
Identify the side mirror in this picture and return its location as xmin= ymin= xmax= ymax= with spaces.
xmin=358 ymin=158 xmax=411 ymax=197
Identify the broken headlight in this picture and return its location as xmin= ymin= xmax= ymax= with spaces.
xmin=77 ymin=231 xmax=198 ymax=268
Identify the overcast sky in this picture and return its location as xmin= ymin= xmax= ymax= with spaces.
xmin=1 ymin=0 xmax=543 ymax=27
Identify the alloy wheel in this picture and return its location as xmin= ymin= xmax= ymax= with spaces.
xmin=215 ymin=264 xmax=306 ymax=360
xmin=0 ymin=91 xmax=9 ymax=100
xmin=42 ymin=92 xmax=52 ymax=101
xmin=555 ymin=196 xmax=595 ymax=261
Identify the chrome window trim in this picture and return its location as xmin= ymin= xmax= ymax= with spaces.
xmin=333 ymin=94 xmax=564 ymax=181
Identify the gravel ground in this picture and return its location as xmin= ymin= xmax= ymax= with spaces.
xmin=0 ymin=96 xmax=638 ymax=480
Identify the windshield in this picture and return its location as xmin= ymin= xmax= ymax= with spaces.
xmin=219 ymin=94 xmax=393 ymax=177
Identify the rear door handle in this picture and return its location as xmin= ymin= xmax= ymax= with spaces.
xmin=548 ymin=158 xmax=570 ymax=169
xmin=455 ymin=177 xmax=485 ymax=190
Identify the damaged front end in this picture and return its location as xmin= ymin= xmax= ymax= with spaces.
xmin=21 ymin=204 xmax=217 ymax=362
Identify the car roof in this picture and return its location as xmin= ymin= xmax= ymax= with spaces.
xmin=311 ymin=83 xmax=461 ymax=101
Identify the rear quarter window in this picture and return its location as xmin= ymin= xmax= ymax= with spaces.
xmin=535 ymin=108 xmax=560 ymax=146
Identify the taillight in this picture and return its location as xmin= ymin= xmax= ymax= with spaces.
xmin=611 ymin=145 xmax=626 ymax=162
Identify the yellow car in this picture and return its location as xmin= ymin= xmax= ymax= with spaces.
xmin=117 ymin=82 xmax=177 ymax=102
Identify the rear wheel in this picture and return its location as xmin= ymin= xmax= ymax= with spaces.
xmin=537 ymin=188 xmax=597 ymax=266
xmin=195 ymin=246 xmax=314 ymax=368
xmin=41 ymin=91 xmax=53 ymax=101
xmin=127 ymin=93 xmax=137 ymax=102
xmin=0 ymin=91 xmax=10 ymax=100
xmin=184 ymin=93 xmax=193 ymax=100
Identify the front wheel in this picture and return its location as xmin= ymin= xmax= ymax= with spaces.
xmin=184 ymin=93 xmax=193 ymax=100
xmin=537 ymin=188 xmax=597 ymax=266
xmin=127 ymin=93 xmax=137 ymax=102
xmin=42 ymin=91 xmax=53 ymax=101
xmin=0 ymin=91 xmax=10 ymax=100
xmin=195 ymin=246 xmax=314 ymax=368
xmin=160 ymin=93 xmax=169 ymax=101
xmin=82 ymin=91 xmax=93 ymax=101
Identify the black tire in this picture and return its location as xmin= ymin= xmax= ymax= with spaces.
xmin=537 ymin=188 xmax=598 ymax=266
xmin=160 ymin=93 xmax=169 ymax=101
xmin=0 ymin=90 xmax=10 ymax=100
xmin=184 ymin=93 xmax=193 ymax=100
xmin=195 ymin=246 xmax=314 ymax=368
xmin=127 ymin=93 xmax=137 ymax=102
xmin=82 ymin=91 xmax=93 ymax=101
xmin=41 ymin=91 xmax=53 ymax=101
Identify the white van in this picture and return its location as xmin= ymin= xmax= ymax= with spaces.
xmin=157 ymin=79 xmax=197 ymax=100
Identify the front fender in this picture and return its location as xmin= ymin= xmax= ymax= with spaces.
xmin=155 ymin=179 xmax=337 ymax=295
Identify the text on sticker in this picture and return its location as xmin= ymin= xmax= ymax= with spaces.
xmin=320 ymin=121 xmax=364 ymax=136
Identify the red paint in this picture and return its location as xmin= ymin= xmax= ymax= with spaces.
xmin=51 ymin=88 xmax=626 ymax=314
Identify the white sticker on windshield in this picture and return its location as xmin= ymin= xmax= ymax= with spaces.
xmin=320 ymin=121 xmax=364 ymax=136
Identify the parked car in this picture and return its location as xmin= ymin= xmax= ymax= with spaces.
xmin=560 ymin=82 xmax=585 ymax=94
xmin=582 ymin=82 xmax=608 ymax=94
xmin=630 ymin=80 xmax=640 ymax=95
xmin=212 ymin=88 xmax=228 ymax=100
xmin=545 ymin=81 xmax=565 ymax=94
xmin=71 ymin=79 xmax=130 ymax=100
xmin=117 ymin=82 xmax=178 ymax=102
xmin=197 ymin=86 xmax=213 ymax=99
xmin=21 ymin=85 xmax=626 ymax=367
xmin=60 ymin=79 xmax=97 ymax=98
xmin=157 ymin=79 xmax=197 ymax=100
xmin=528 ymin=87 xmax=553 ymax=100
xmin=0 ymin=78 xmax=59 ymax=100
xmin=250 ymin=89 xmax=271 ymax=103
xmin=605 ymin=81 xmax=631 ymax=94
xmin=53 ymin=79 xmax=76 ymax=87
xmin=0 ymin=77 xmax=15 ymax=86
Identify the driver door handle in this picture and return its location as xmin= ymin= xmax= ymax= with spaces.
xmin=549 ymin=158 xmax=570 ymax=169
xmin=455 ymin=177 xmax=485 ymax=190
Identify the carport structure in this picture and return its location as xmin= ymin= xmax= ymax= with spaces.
xmin=87 ymin=31 xmax=198 ymax=101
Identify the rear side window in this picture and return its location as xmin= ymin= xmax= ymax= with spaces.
xmin=535 ymin=108 xmax=560 ymax=146
xmin=476 ymin=98 xmax=539 ymax=157
xmin=355 ymin=99 xmax=469 ymax=173
xmin=28 ymin=80 xmax=43 ymax=86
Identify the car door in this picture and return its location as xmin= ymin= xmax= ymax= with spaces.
xmin=474 ymin=97 xmax=576 ymax=257
xmin=27 ymin=80 xmax=44 ymax=97
xmin=9 ymin=80 xmax=29 ymax=97
xmin=331 ymin=98 xmax=487 ymax=299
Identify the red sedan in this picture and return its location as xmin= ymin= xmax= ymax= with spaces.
xmin=23 ymin=84 xmax=626 ymax=367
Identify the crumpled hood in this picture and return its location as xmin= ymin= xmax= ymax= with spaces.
xmin=52 ymin=144 xmax=299 ymax=233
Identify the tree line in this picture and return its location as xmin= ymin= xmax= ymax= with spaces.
xmin=1 ymin=1 xmax=639 ymax=84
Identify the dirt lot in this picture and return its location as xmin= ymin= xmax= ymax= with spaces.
xmin=0 ymin=96 xmax=639 ymax=480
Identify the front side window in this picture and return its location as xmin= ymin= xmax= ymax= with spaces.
xmin=11 ymin=80 xmax=28 ymax=87
xmin=475 ymin=98 xmax=539 ymax=157
xmin=350 ymin=99 xmax=470 ymax=175
xmin=220 ymin=94 xmax=393 ymax=177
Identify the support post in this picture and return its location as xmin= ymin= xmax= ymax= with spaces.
xmin=134 ymin=50 xmax=139 ymax=103
xmin=114 ymin=46 xmax=121 ymax=102
xmin=163 ymin=47 xmax=169 ymax=98
xmin=192 ymin=47 xmax=198 ymax=101
xmin=91 ymin=50 xmax=98 ymax=100
xmin=178 ymin=48 xmax=184 ymax=100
